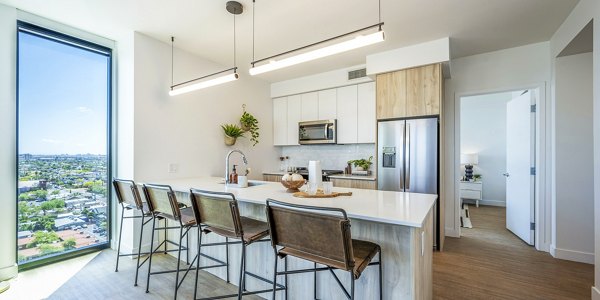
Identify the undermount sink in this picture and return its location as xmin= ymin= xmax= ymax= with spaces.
xmin=218 ymin=181 xmax=266 ymax=188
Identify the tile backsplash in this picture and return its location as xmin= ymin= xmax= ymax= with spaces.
xmin=278 ymin=144 xmax=375 ymax=171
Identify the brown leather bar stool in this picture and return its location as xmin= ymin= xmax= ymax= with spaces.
xmin=189 ymin=189 xmax=286 ymax=300
xmin=112 ymin=179 xmax=153 ymax=286
xmin=143 ymin=184 xmax=198 ymax=300
xmin=265 ymin=199 xmax=383 ymax=300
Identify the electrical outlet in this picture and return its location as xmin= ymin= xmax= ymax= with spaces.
xmin=168 ymin=163 xmax=179 ymax=173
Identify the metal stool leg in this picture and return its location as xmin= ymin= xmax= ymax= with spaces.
xmin=379 ymin=251 xmax=383 ymax=300
xmin=284 ymin=256 xmax=288 ymax=300
xmin=237 ymin=243 xmax=246 ymax=300
xmin=350 ymin=274 xmax=355 ymax=300
xmin=194 ymin=226 xmax=202 ymax=300
xmin=145 ymin=216 xmax=157 ymax=293
xmin=115 ymin=205 xmax=125 ymax=272
xmin=164 ymin=218 xmax=168 ymax=254
xmin=134 ymin=214 xmax=145 ymax=286
xmin=314 ymin=262 xmax=318 ymax=300
xmin=186 ymin=229 xmax=190 ymax=265
xmin=174 ymin=226 xmax=183 ymax=300
xmin=243 ymin=244 xmax=248 ymax=292
xmin=226 ymin=237 xmax=230 ymax=283
xmin=272 ymin=249 xmax=278 ymax=300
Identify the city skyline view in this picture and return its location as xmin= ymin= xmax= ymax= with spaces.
xmin=18 ymin=30 xmax=109 ymax=155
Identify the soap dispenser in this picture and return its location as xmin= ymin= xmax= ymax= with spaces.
xmin=229 ymin=164 xmax=239 ymax=184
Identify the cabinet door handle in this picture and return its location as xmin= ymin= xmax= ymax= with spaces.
xmin=503 ymin=173 xmax=510 ymax=177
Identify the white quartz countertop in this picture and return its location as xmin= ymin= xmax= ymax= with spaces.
xmin=146 ymin=177 xmax=436 ymax=228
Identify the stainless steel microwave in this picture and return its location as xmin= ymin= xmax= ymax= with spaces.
xmin=298 ymin=120 xmax=337 ymax=145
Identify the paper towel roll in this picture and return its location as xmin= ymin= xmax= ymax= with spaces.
xmin=308 ymin=160 xmax=322 ymax=187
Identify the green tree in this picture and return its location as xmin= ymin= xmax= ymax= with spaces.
xmin=63 ymin=238 xmax=76 ymax=250
xmin=30 ymin=231 xmax=59 ymax=247
xmin=39 ymin=199 xmax=65 ymax=215
xmin=39 ymin=244 xmax=62 ymax=255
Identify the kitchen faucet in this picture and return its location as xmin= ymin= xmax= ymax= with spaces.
xmin=225 ymin=149 xmax=248 ymax=185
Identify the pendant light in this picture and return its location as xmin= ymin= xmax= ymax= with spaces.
xmin=169 ymin=1 xmax=243 ymax=96
xmin=249 ymin=0 xmax=385 ymax=76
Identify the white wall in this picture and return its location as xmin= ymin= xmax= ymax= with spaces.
xmin=460 ymin=92 xmax=513 ymax=206
xmin=552 ymin=52 xmax=595 ymax=263
xmin=443 ymin=42 xmax=551 ymax=246
xmin=132 ymin=32 xmax=278 ymax=182
xmin=0 ymin=3 xmax=18 ymax=282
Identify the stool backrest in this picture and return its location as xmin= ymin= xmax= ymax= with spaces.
xmin=143 ymin=184 xmax=181 ymax=220
xmin=265 ymin=199 xmax=354 ymax=271
xmin=189 ymin=189 xmax=243 ymax=238
xmin=113 ymin=179 xmax=143 ymax=210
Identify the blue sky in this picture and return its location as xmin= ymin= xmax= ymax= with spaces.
xmin=18 ymin=31 xmax=109 ymax=155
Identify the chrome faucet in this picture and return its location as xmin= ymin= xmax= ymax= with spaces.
xmin=225 ymin=149 xmax=248 ymax=185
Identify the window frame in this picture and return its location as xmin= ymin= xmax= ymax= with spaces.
xmin=16 ymin=21 xmax=114 ymax=270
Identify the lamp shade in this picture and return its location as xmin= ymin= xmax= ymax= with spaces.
xmin=460 ymin=153 xmax=479 ymax=165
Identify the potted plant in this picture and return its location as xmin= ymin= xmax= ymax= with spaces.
xmin=239 ymin=105 xmax=260 ymax=146
xmin=348 ymin=156 xmax=373 ymax=171
xmin=221 ymin=124 xmax=244 ymax=146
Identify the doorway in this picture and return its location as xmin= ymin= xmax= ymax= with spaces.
xmin=457 ymin=89 xmax=539 ymax=246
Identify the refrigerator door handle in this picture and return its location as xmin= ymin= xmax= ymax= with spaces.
xmin=406 ymin=123 xmax=410 ymax=190
xmin=400 ymin=123 xmax=405 ymax=190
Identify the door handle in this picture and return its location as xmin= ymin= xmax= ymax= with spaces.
xmin=406 ymin=123 xmax=410 ymax=190
xmin=503 ymin=173 xmax=510 ymax=177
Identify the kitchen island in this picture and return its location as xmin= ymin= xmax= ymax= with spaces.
xmin=148 ymin=177 xmax=436 ymax=300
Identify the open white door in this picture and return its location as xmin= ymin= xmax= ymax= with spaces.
xmin=505 ymin=90 xmax=535 ymax=245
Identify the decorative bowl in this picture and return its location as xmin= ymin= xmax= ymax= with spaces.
xmin=280 ymin=179 xmax=305 ymax=193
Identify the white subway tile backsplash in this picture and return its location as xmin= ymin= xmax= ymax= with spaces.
xmin=279 ymin=144 xmax=375 ymax=170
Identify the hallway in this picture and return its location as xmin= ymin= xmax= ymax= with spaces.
xmin=433 ymin=205 xmax=593 ymax=299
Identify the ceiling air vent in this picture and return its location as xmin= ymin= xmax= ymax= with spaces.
xmin=348 ymin=68 xmax=367 ymax=80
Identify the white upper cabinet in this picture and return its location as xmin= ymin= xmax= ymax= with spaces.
xmin=301 ymin=92 xmax=318 ymax=121
xmin=272 ymin=97 xmax=288 ymax=146
xmin=318 ymin=89 xmax=337 ymax=120
xmin=357 ymin=82 xmax=376 ymax=143
xmin=336 ymin=85 xmax=358 ymax=144
xmin=287 ymin=95 xmax=302 ymax=145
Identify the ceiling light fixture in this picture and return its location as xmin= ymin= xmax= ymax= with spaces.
xmin=249 ymin=0 xmax=385 ymax=76
xmin=169 ymin=1 xmax=243 ymax=96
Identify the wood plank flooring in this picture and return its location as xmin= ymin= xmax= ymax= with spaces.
xmin=433 ymin=205 xmax=594 ymax=300
xmin=48 ymin=249 xmax=263 ymax=300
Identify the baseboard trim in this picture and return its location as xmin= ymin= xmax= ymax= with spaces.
xmin=445 ymin=227 xmax=459 ymax=238
xmin=550 ymin=245 xmax=594 ymax=264
xmin=479 ymin=199 xmax=506 ymax=207
xmin=592 ymin=286 xmax=600 ymax=300
xmin=0 ymin=264 xmax=17 ymax=282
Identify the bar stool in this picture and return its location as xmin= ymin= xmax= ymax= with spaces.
xmin=143 ymin=184 xmax=198 ymax=300
xmin=265 ymin=199 xmax=383 ymax=300
xmin=112 ymin=179 xmax=153 ymax=286
xmin=189 ymin=189 xmax=286 ymax=300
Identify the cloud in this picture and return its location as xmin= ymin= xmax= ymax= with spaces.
xmin=41 ymin=138 xmax=62 ymax=144
xmin=76 ymin=106 xmax=92 ymax=113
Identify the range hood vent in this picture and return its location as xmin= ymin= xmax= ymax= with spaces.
xmin=348 ymin=68 xmax=367 ymax=80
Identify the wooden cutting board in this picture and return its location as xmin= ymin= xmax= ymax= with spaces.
xmin=292 ymin=191 xmax=353 ymax=198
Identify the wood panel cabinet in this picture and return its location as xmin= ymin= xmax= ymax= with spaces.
xmin=273 ymin=97 xmax=288 ymax=146
xmin=330 ymin=178 xmax=376 ymax=190
xmin=263 ymin=174 xmax=283 ymax=182
xmin=376 ymin=63 xmax=441 ymax=120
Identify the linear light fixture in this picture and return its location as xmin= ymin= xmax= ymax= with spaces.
xmin=249 ymin=0 xmax=385 ymax=76
xmin=169 ymin=1 xmax=243 ymax=96
xmin=249 ymin=27 xmax=384 ymax=76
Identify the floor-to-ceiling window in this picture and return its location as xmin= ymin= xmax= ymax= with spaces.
xmin=17 ymin=22 xmax=112 ymax=266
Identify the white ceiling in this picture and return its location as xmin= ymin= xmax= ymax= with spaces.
xmin=0 ymin=0 xmax=579 ymax=82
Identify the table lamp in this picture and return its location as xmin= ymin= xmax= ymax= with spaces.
xmin=461 ymin=153 xmax=479 ymax=181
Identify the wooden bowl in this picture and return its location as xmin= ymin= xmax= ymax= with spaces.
xmin=280 ymin=180 xmax=305 ymax=193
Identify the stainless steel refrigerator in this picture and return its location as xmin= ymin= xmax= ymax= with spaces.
xmin=377 ymin=117 xmax=439 ymax=247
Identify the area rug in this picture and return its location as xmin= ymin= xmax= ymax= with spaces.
xmin=461 ymin=204 xmax=473 ymax=228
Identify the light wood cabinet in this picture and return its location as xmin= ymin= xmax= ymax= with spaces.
xmin=376 ymin=63 xmax=441 ymax=120
xmin=287 ymin=95 xmax=301 ymax=145
xmin=357 ymin=82 xmax=376 ymax=143
xmin=263 ymin=174 xmax=283 ymax=182
xmin=330 ymin=178 xmax=376 ymax=190
xmin=376 ymin=70 xmax=406 ymax=119
xmin=273 ymin=97 xmax=288 ymax=146
xmin=337 ymin=85 xmax=358 ymax=144
xmin=318 ymin=89 xmax=337 ymax=120
xmin=301 ymin=92 xmax=318 ymax=121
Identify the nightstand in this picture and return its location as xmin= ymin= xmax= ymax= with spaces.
xmin=459 ymin=181 xmax=483 ymax=207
